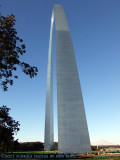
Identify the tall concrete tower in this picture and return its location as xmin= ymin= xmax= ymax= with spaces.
xmin=44 ymin=11 xmax=54 ymax=151
xmin=44 ymin=4 xmax=91 ymax=153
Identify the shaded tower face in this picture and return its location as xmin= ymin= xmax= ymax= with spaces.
xmin=44 ymin=4 xmax=91 ymax=153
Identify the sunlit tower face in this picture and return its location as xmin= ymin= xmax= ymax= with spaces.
xmin=51 ymin=12 xmax=54 ymax=24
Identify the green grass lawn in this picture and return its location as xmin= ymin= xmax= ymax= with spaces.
xmin=4 ymin=151 xmax=119 ymax=160
xmin=10 ymin=150 xmax=58 ymax=154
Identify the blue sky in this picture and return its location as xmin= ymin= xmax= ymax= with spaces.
xmin=0 ymin=0 xmax=120 ymax=144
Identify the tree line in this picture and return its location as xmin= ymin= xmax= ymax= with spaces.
xmin=0 ymin=140 xmax=59 ymax=153
xmin=8 ymin=141 xmax=44 ymax=152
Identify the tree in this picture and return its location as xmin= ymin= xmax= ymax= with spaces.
xmin=0 ymin=14 xmax=38 ymax=91
xmin=19 ymin=142 xmax=44 ymax=151
xmin=0 ymin=105 xmax=20 ymax=152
